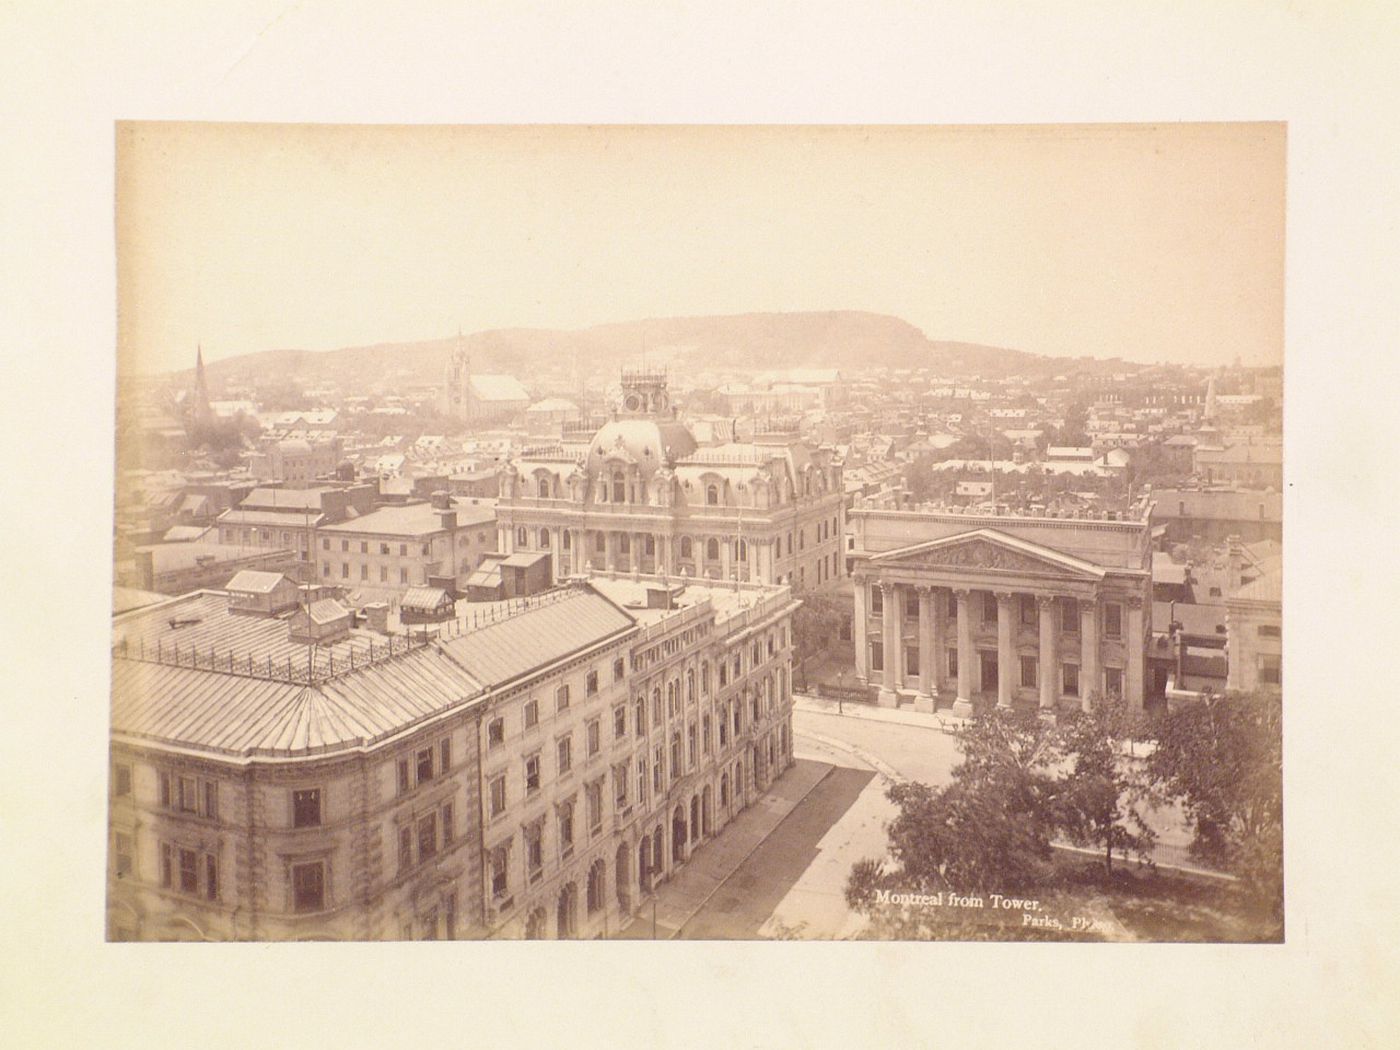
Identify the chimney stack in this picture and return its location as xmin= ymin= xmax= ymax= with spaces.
xmin=364 ymin=602 xmax=390 ymax=634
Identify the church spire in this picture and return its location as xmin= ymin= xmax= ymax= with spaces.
xmin=191 ymin=344 xmax=212 ymax=427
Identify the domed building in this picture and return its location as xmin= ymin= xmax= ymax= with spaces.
xmin=495 ymin=369 xmax=846 ymax=589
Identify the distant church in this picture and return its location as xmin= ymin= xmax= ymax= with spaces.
xmin=189 ymin=345 xmax=213 ymax=429
xmin=438 ymin=336 xmax=530 ymax=425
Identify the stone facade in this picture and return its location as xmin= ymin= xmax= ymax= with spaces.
xmin=848 ymin=503 xmax=1154 ymax=715
xmin=496 ymin=370 xmax=846 ymax=592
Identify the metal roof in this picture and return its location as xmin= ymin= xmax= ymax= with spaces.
xmin=110 ymin=647 xmax=482 ymax=758
xmin=226 ymin=570 xmax=292 ymax=594
xmin=437 ymin=589 xmax=635 ymax=688
xmin=402 ymin=586 xmax=453 ymax=610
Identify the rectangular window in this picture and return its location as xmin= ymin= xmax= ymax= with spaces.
xmin=586 ymin=670 xmax=599 ymax=696
xmin=526 ymin=823 xmax=543 ymax=879
xmin=380 ymin=543 xmax=390 ymax=555
xmin=982 ymin=592 xmax=997 ymax=625
xmin=205 ymin=855 xmax=218 ymax=901
xmin=613 ymin=658 xmax=626 ymax=682
xmin=292 ymin=788 xmax=321 ymax=828
xmin=1260 ymin=655 xmax=1282 ymax=686
xmin=719 ymin=712 xmax=728 ymax=747
xmin=524 ymin=699 xmax=539 ymax=729
xmin=637 ymin=758 xmax=649 ymax=803
xmin=399 ymin=825 xmax=413 ymax=872
xmin=557 ymin=734 xmax=573 ymax=774
xmin=614 ymin=763 xmax=629 ymax=808
xmin=1063 ymin=662 xmax=1080 ymax=697
xmin=1105 ymin=667 xmax=1124 ymax=697
xmin=293 ymin=862 xmax=324 ymax=912
xmin=445 ymin=890 xmax=457 ymax=940
xmin=653 ymin=745 xmax=664 ymax=792
xmin=703 ymin=714 xmax=712 ymax=753
xmin=400 ymin=543 xmax=408 ymax=557
xmin=160 ymin=843 xmax=173 ymax=887
xmin=178 ymin=776 xmax=198 ymax=813
xmin=1104 ymin=603 xmax=1123 ymax=639
xmin=1259 ymin=624 xmax=1281 ymax=639
xmin=491 ymin=846 xmax=509 ymax=897
xmin=113 ymin=764 xmax=132 ymax=797
xmin=586 ymin=780 xmax=603 ymax=832
xmin=870 ymin=587 xmax=882 ymax=614
xmin=418 ymin=814 xmax=438 ymax=861
xmin=416 ymin=747 xmax=434 ymax=785
xmin=400 ymin=568 xmax=409 ymax=584
xmin=556 ymin=684 xmax=571 ymax=711
xmin=360 ymin=564 xmax=368 ymax=580
xmin=114 ymin=832 xmax=133 ymax=877
xmin=1061 ymin=598 xmax=1079 ymax=634
xmin=203 ymin=780 xmax=218 ymax=819
xmin=670 ymin=734 xmax=682 ymax=780
xmin=397 ymin=758 xmax=411 ymax=795
xmin=905 ymin=646 xmax=919 ymax=677
xmin=439 ymin=737 xmax=452 ymax=773
xmin=488 ymin=717 xmax=505 ymax=748
xmin=380 ymin=565 xmax=388 ymax=582
xmin=948 ymin=648 xmax=958 ymax=677
xmin=1021 ymin=595 xmax=1037 ymax=625
xmin=587 ymin=719 xmax=601 ymax=756
xmin=613 ymin=706 xmax=627 ymax=739
xmin=179 ymin=848 xmax=198 ymax=894
xmin=341 ymin=562 xmax=349 ymax=578
xmin=870 ymin=639 xmax=883 ymax=672
xmin=1021 ymin=655 xmax=1038 ymax=689
xmin=489 ymin=775 xmax=506 ymax=817
xmin=687 ymin=723 xmax=698 ymax=767
xmin=441 ymin=802 xmax=455 ymax=846
xmin=525 ymin=754 xmax=541 ymax=794
xmin=558 ymin=803 xmax=575 ymax=857
xmin=341 ymin=540 xmax=349 ymax=552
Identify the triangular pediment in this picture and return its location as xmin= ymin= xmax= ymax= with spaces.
xmin=869 ymin=528 xmax=1107 ymax=580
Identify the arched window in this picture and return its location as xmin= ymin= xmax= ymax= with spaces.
xmin=686 ymin=669 xmax=694 ymax=703
xmin=586 ymin=859 xmax=606 ymax=914
xmin=706 ymin=484 xmax=719 ymax=506
xmin=557 ymin=883 xmax=577 ymax=939
xmin=516 ymin=527 xmax=528 ymax=548
xmin=537 ymin=476 xmax=550 ymax=498
xmin=524 ymin=907 xmax=548 ymax=939
xmin=612 ymin=471 xmax=626 ymax=504
xmin=680 ymin=537 xmax=693 ymax=559
xmin=706 ymin=538 xmax=719 ymax=561
xmin=539 ymin=528 xmax=550 ymax=548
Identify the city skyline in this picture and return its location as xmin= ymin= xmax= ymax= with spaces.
xmin=117 ymin=123 xmax=1285 ymax=376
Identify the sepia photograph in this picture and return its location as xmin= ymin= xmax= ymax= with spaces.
xmin=109 ymin=122 xmax=1284 ymax=945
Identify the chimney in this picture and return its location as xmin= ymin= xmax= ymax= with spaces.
xmin=364 ymin=602 xmax=390 ymax=634
xmin=1226 ymin=534 xmax=1243 ymax=592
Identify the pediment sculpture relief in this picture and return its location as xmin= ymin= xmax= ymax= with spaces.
xmin=910 ymin=539 xmax=1069 ymax=574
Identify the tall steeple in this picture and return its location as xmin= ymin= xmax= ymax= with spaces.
xmin=191 ymin=344 xmax=213 ymax=427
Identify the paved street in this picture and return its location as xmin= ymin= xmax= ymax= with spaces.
xmin=624 ymin=698 xmax=1220 ymax=941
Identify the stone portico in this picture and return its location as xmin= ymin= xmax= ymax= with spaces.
xmin=849 ymin=518 xmax=1152 ymax=716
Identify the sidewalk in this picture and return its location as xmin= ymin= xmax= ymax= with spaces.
xmin=615 ymin=758 xmax=834 ymax=939
xmin=795 ymin=693 xmax=1158 ymax=760
xmin=795 ymin=692 xmax=966 ymax=734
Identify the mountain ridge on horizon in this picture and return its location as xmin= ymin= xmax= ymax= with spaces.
xmin=152 ymin=310 xmax=1137 ymax=385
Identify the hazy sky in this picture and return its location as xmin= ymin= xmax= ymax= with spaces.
xmin=116 ymin=123 xmax=1284 ymax=374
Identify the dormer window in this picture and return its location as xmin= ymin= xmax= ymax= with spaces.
xmin=612 ymin=471 xmax=626 ymax=504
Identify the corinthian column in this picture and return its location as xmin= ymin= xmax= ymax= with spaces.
xmin=852 ymin=575 xmax=869 ymax=684
xmin=915 ymin=585 xmax=935 ymax=712
xmin=878 ymin=581 xmax=899 ymax=707
xmin=995 ymin=591 xmax=1014 ymax=710
xmin=1037 ymin=595 xmax=1058 ymax=715
xmin=952 ymin=588 xmax=974 ymax=718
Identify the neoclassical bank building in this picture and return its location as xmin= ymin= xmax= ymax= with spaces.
xmin=847 ymin=497 xmax=1154 ymax=716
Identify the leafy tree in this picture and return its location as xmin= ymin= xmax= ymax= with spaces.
xmin=845 ymin=708 xmax=1063 ymax=908
xmin=1146 ymin=690 xmax=1283 ymax=919
xmin=1056 ymin=692 xmax=1156 ymax=875
xmin=791 ymin=590 xmax=846 ymax=689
